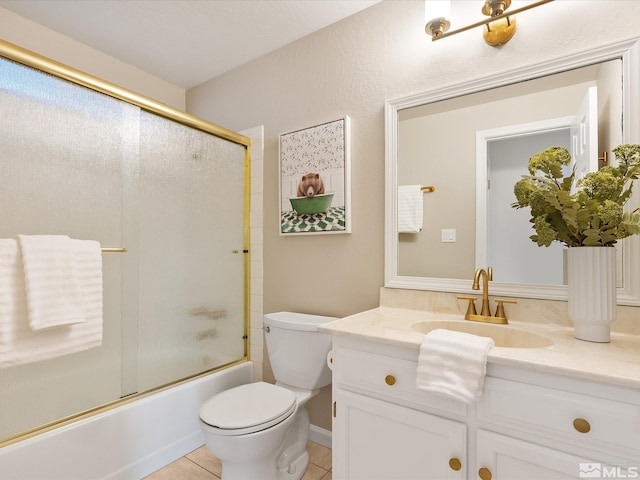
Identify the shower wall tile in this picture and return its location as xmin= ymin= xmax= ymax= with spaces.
xmin=245 ymin=125 xmax=264 ymax=382
xmin=250 ymin=342 xmax=263 ymax=367
xmin=249 ymin=232 xmax=263 ymax=248
xmin=251 ymin=275 xmax=264 ymax=297
xmin=250 ymin=309 xmax=264 ymax=329
xmin=249 ymin=204 xmax=262 ymax=229
xmin=251 ymin=171 xmax=263 ymax=194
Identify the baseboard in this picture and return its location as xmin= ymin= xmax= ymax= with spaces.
xmin=309 ymin=424 xmax=332 ymax=448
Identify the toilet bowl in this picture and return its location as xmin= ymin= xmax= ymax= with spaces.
xmin=199 ymin=312 xmax=335 ymax=480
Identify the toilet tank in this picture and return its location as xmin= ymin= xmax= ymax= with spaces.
xmin=263 ymin=312 xmax=335 ymax=390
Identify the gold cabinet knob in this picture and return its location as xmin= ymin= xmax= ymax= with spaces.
xmin=573 ymin=418 xmax=591 ymax=433
xmin=478 ymin=467 xmax=492 ymax=480
xmin=448 ymin=457 xmax=462 ymax=471
xmin=385 ymin=374 xmax=396 ymax=386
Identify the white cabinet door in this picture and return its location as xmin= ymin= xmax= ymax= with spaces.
xmin=333 ymin=388 xmax=466 ymax=480
xmin=475 ymin=430 xmax=598 ymax=480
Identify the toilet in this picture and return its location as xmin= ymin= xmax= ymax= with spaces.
xmin=199 ymin=311 xmax=335 ymax=480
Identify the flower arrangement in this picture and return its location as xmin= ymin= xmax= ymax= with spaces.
xmin=512 ymin=144 xmax=640 ymax=247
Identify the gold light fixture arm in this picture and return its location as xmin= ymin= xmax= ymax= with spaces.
xmin=428 ymin=0 xmax=554 ymax=42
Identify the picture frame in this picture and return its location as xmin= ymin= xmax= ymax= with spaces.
xmin=279 ymin=116 xmax=351 ymax=235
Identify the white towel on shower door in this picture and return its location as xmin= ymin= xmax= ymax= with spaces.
xmin=18 ymin=234 xmax=87 ymax=330
xmin=0 ymin=238 xmax=103 ymax=368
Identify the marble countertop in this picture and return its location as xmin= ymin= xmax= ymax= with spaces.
xmin=320 ymin=306 xmax=640 ymax=390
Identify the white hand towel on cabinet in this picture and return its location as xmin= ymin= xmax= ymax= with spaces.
xmin=416 ymin=328 xmax=494 ymax=403
xmin=397 ymin=185 xmax=423 ymax=234
xmin=18 ymin=234 xmax=86 ymax=330
xmin=0 ymin=238 xmax=103 ymax=368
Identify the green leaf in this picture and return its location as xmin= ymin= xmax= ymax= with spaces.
xmin=515 ymin=144 xmax=640 ymax=247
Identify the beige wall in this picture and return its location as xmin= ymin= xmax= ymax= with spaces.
xmin=0 ymin=7 xmax=185 ymax=110
xmin=186 ymin=0 xmax=640 ymax=431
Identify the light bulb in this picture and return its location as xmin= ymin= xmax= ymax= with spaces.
xmin=425 ymin=0 xmax=451 ymax=38
xmin=425 ymin=0 xmax=451 ymax=23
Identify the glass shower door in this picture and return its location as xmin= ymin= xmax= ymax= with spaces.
xmin=135 ymin=111 xmax=246 ymax=392
xmin=0 ymin=54 xmax=248 ymax=441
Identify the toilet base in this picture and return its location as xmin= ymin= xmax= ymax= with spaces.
xmin=221 ymin=456 xmax=277 ymax=480
xmin=219 ymin=448 xmax=309 ymax=480
xmin=277 ymin=450 xmax=309 ymax=480
xmin=275 ymin=405 xmax=311 ymax=480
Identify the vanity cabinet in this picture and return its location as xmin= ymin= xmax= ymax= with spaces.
xmin=475 ymin=430 xmax=597 ymax=479
xmin=330 ymin=336 xmax=640 ymax=480
xmin=334 ymin=389 xmax=466 ymax=479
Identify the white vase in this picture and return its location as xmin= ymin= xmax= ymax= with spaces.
xmin=567 ymin=246 xmax=616 ymax=343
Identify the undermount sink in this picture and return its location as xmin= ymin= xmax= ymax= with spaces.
xmin=411 ymin=320 xmax=554 ymax=348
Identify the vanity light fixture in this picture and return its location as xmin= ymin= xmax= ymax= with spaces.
xmin=424 ymin=0 xmax=450 ymax=39
xmin=425 ymin=0 xmax=554 ymax=46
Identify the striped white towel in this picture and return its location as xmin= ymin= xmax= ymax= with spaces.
xmin=416 ymin=328 xmax=494 ymax=403
xmin=397 ymin=185 xmax=423 ymax=233
xmin=0 ymin=238 xmax=103 ymax=368
xmin=18 ymin=235 xmax=86 ymax=330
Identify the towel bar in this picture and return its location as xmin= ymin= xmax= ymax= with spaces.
xmin=100 ymin=247 xmax=127 ymax=253
xmin=421 ymin=185 xmax=436 ymax=192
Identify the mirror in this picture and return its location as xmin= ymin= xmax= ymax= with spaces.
xmin=385 ymin=37 xmax=640 ymax=304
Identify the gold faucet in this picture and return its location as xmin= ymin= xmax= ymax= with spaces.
xmin=473 ymin=267 xmax=493 ymax=317
xmin=457 ymin=267 xmax=516 ymax=324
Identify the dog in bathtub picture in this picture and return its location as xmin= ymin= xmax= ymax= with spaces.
xmin=289 ymin=173 xmax=334 ymax=215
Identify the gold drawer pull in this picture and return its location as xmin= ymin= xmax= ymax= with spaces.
xmin=449 ymin=457 xmax=462 ymax=471
xmin=385 ymin=375 xmax=396 ymax=386
xmin=478 ymin=467 xmax=492 ymax=480
xmin=573 ymin=418 xmax=591 ymax=433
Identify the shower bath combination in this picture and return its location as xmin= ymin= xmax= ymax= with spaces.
xmin=0 ymin=40 xmax=251 ymax=449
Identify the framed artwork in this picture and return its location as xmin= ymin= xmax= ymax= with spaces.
xmin=279 ymin=116 xmax=351 ymax=235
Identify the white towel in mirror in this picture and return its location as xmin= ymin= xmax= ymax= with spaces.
xmin=397 ymin=185 xmax=423 ymax=233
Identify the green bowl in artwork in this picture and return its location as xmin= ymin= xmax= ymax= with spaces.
xmin=289 ymin=193 xmax=334 ymax=215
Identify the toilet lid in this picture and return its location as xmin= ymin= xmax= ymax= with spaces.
xmin=200 ymin=382 xmax=296 ymax=434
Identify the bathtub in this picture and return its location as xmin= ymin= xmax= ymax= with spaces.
xmin=0 ymin=361 xmax=253 ymax=479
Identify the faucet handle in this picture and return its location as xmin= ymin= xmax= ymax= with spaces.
xmin=457 ymin=295 xmax=478 ymax=320
xmin=494 ymin=298 xmax=517 ymax=322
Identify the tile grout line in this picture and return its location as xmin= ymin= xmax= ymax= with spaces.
xmin=183 ymin=456 xmax=220 ymax=478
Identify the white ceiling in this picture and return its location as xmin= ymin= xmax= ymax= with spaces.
xmin=0 ymin=0 xmax=381 ymax=89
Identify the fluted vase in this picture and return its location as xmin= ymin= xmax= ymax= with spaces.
xmin=567 ymin=246 xmax=616 ymax=343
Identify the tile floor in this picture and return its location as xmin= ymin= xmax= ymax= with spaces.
xmin=144 ymin=441 xmax=332 ymax=480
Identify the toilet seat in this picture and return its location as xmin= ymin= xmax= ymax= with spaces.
xmin=200 ymin=382 xmax=297 ymax=436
